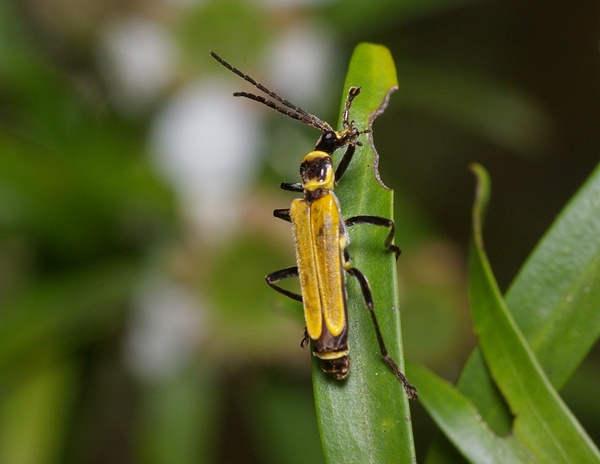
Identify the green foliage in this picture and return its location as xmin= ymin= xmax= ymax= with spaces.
xmin=468 ymin=164 xmax=599 ymax=462
xmin=411 ymin=163 xmax=600 ymax=463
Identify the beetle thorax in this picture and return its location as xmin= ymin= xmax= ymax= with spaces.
xmin=300 ymin=151 xmax=335 ymax=192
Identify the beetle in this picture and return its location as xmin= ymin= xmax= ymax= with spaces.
xmin=210 ymin=51 xmax=416 ymax=399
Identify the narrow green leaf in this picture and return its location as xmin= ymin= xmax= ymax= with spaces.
xmin=136 ymin=368 xmax=220 ymax=464
xmin=0 ymin=361 xmax=78 ymax=464
xmin=406 ymin=360 xmax=532 ymax=464
xmin=427 ymin=162 xmax=600 ymax=463
xmin=312 ymin=43 xmax=416 ymax=464
xmin=468 ymin=164 xmax=599 ymax=463
xmin=504 ymin=163 xmax=600 ymax=388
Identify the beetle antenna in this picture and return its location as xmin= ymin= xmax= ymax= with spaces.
xmin=210 ymin=51 xmax=333 ymax=133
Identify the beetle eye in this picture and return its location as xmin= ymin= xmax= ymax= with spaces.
xmin=315 ymin=131 xmax=340 ymax=154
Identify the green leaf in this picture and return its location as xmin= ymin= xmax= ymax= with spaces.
xmin=467 ymin=164 xmax=600 ymax=463
xmin=312 ymin=43 xmax=416 ymax=464
xmin=426 ymin=161 xmax=600 ymax=463
xmin=0 ymin=361 xmax=78 ymax=464
xmin=135 ymin=368 xmax=221 ymax=464
xmin=406 ymin=360 xmax=532 ymax=463
xmin=415 ymin=165 xmax=599 ymax=464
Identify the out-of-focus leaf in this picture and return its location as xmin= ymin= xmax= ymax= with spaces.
xmin=0 ymin=361 xmax=78 ymax=464
xmin=396 ymin=63 xmax=552 ymax=154
xmin=247 ymin=376 xmax=325 ymax=464
xmin=324 ymin=0 xmax=480 ymax=34
xmin=0 ymin=260 xmax=139 ymax=370
xmin=135 ymin=367 xmax=220 ymax=464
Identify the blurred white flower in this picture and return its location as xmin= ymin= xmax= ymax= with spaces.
xmin=149 ymin=81 xmax=263 ymax=241
xmin=265 ymin=21 xmax=337 ymax=111
xmin=97 ymin=16 xmax=176 ymax=114
xmin=125 ymin=276 xmax=205 ymax=381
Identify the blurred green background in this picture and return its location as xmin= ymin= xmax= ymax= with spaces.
xmin=0 ymin=0 xmax=598 ymax=462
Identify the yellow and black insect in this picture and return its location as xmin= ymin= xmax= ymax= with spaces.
xmin=211 ymin=51 xmax=417 ymax=399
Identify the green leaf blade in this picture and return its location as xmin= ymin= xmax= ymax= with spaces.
xmin=312 ymin=43 xmax=415 ymax=464
xmin=468 ymin=164 xmax=600 ymax=463
xmin=505 ymin=163 xmax=600 ymax=386
xmin=427 ymin=162 xmax=600 ymax=464
xmin=406 ymin=360 xmax=532 ymax=464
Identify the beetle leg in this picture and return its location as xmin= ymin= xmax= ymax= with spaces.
xmin=334 ymin=144 xmax=356 ymax=183
xmin=345 ymin=215 xmax=401 ymax=259
xmin=346 ymin=266 xmax=418 ymax=399
xmin=265 ymin=266 xmax=302 ymax=302
xmin=300 ymin=327 xmax=310 ymax=348
xmin=266 ymin=267 xmax=310 ymax=349
xmin=273 ymin=208 xmax=292 ymax=222
xmin=280 ymin=182 xmax=303 ymax=192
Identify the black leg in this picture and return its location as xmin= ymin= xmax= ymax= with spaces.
xmin=346 ymin=266 xmax=417 ymax=399
xmin=345 ymin=215 xmax=401 ymax=259
xmin=281 ymin=182 xmax=303 ymax=192
xmin=300 ymin=327 xmax=310 ymax=348
xmin=265 ymin=266 xmax=302 ymax=302
xmin=274 ymin=208 xmax=292 ymax=222
xmin=334 ymin=144 xmax=356 ymax=183
xmin=345 ymin=266 xmax=374 ymax=309
xmin=266 ymin=267 xmax=308 ymax=349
